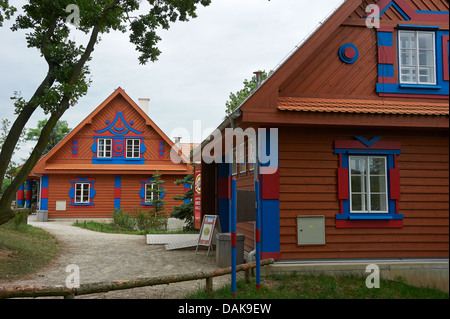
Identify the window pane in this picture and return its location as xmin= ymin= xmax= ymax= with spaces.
xmin=369 ymin=158 xmax=385 ymax=175
xmin=351 ymin=194 xmax=364 ymax=211
xmin=370 ymin=176 xmax=386 ymax=193
xmin=82 ymin=185 xmax=89 ymax=203
xmin=418 ymin=32 xmax=433 ymax=49
xmin=419 ymin=50 xmax=434 ymax=67
xmin=351 ymin=176 xmax=364 ymax=192
xmin=370 ymin=194 xmax=387 ymax=212
xmin=350 ymin=157 xmax=366 ymax=175
xmin=419 ymin=67 xmax=435 ymax=84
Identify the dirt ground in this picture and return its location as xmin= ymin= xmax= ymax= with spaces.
xmin=0 ymin=216 xmax=234 ymax=299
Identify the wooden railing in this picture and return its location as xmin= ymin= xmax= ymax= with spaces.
xmin=0 ymin=259 xmax=274 ymax=299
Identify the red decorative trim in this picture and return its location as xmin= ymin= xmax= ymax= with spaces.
xmin=337 ymin=168 xmax=349 ymax=200
xmin=261 ymin=252 xmax=282 ymax=260
xmin=378 ymin=77 xmax=397 ymax=84
xmin=389 ymin=168 xmax=401 ymax=200
xmin=114 ymin=188 xmax=121 ymax=199
xmin=443 ymin=35 xmax=449 ymax=82
xmin=378 ymin=93 xmax=449 ymax=99
xmin=377 ymin=26 xmax=395 ymax=32
xmin=261 ymin=169 xmax=279 ymax=200
xmin=255 ymin=229 xmax=261 ymax=243
xmin=335 ymin=140 xmax=401 ymax=150
xmin=336 ymin=219 xmax=403 ymax=228
xmin=378 ymin=46 xmax=395 ymax=64
xmin=41 ymin=188 xmax=48 ymax=199
xmin=17 ymin=190 xmax=24 ymax=200
xmin=231 ymin=232 xmax=237 ymax=247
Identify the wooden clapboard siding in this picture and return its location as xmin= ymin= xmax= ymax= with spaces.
xmin=236 ymin=168 xmax=256 ymax=251
xmin=120 ymin=174 xmax=185 ymax=216
xmin=47 ymin=174 xmax=115 ymax=219
xmin=278 ymin=126 xmax=449 ymax=260
xmin=47 ymin=174 xmax=186 ymax=219
xmin=278 ymin=24 xmax=378 ymax=98
xmin=48 ymin=94 xmax=173 ymax=165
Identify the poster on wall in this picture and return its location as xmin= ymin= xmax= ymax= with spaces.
xmin=196 ymin=215 xmax=221 ymax=256
xmin=194 ymin=168 xmax=201 ymax=229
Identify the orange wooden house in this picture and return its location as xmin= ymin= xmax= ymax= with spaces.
xmin=29 ymin=87 xmax=191 ymax=219
xmin=198 ymin=0 xmax=449 ymax=261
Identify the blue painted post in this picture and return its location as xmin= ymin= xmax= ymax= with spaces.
xmin=255 ymin=178 xmax=261 ymax=289
xmin=17 ymin=183 xmax=25 ymax=207
xmin=25 ymin=180 xmax=33 ymax=209
xmin=231 ymin=176 xmax=237 ymax=296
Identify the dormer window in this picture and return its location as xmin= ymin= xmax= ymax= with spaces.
xmin=126 ymin=139 xmax=140 ymax=158
xmin=97 ymin=138 xmax=112 ymax=158
xmin=399 ymin=30 xmax=436 ymax=85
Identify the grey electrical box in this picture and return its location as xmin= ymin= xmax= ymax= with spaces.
xmin=297 ymin=216 xmax=325 ymax=245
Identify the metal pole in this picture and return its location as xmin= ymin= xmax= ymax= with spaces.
xmin=255 ymin=178 xmax=261 ymax=289
xmin=231 ymin=176 xmax=237 ymax=296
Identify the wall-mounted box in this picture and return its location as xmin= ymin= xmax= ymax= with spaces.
xmin=297 ymin=215 xmax=325 ymax=245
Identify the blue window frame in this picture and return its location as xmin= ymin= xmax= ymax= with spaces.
xmin=334 ymin=138 xmax=403 ymax=221
xmin=139 ymin=178 xmax=165 ymax=206
xmin=376 ymin=26 xmax=449 ymax=97
xmin=69 ymin=177 xmax=96 ymax=206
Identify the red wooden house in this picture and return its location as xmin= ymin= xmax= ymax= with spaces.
xmin=29 ymin=87 xmax=191 ymax=219
xmin=198 ymin=0 xmax=449 ymax=261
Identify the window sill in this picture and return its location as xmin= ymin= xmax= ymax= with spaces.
xmin=336 ymin=213 xmax=403 ymax=220
xmin=70 ymin=203 xmax=95 ymax=206
xmin=399 ymin=84 xmax=441 ymax=89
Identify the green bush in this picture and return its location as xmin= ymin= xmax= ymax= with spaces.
xmin=113 ymin=208 xmax=168 ymax=232
xmin=112 ymin=208 xmax=135 ymax=230
xmin=13 ymin=210 xmax=29 ymax=230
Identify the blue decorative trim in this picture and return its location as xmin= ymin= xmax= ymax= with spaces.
xmin=377 ymin=32 xmax=393 ymax=47
xmin=334 ymin=147 xmax=402 ymax=221
xmin=92 ymin=137 xmax=145 ymax=165
xmin=339 ymin=43 xmax=359 ymax=64
xmin=69 ymin=177 xmax=95 ymax=206
xmin=398 ymin=24 xmax=440 ymax=30
xmin=95 ymin=112 xmax=143 ymax=136
xmin=114 ymin=175 xmax=121 ymax=210
xmin=334 ymin=148 xmax=401 ymax=155
xmin=354 ymin=136 xmax=383 ymax=147
xmin=379 ymin=1 xmax=410 ymax=21
xmin=139 ymin=178 xmax=165 ymax=206
xmin=415 ymin=10 xmax=449 ymax=15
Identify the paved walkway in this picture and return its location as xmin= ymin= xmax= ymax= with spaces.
xmin=0 ymin=215 xmax=230 ymax=299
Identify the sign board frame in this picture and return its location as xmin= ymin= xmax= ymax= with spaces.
xmin=196 ymin=215 xmax=221 ymax=256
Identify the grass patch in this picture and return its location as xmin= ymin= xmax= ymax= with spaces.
xmin=186 ymin=272 xmax=449 ymax=299
xmin=0 ymin=220 xmax=59 ymax=280
xmin=72 ymin=220 xmax=199 ymax=235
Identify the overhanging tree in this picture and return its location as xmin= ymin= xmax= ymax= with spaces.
xmin=0 ymin=0 xmax=212 ymax=226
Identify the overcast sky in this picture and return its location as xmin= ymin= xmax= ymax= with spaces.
xmin=0 ymin=0 xmax=344 ymax=162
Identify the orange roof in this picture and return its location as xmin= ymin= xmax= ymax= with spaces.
xmin=278 ymin=97 xmax=449 ymax=116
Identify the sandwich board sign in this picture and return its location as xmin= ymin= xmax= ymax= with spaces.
xmin=196 ymin=215 xmax=221 ymax=256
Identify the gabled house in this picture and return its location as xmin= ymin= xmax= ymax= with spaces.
xmin=29 ymin=87 xmax=191 ymax=219
xmin=197 ymin=0 xmax=449 ymax=261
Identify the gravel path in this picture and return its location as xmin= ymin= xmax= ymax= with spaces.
xmin=0 ymin=216 xmax=233 ymax=299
